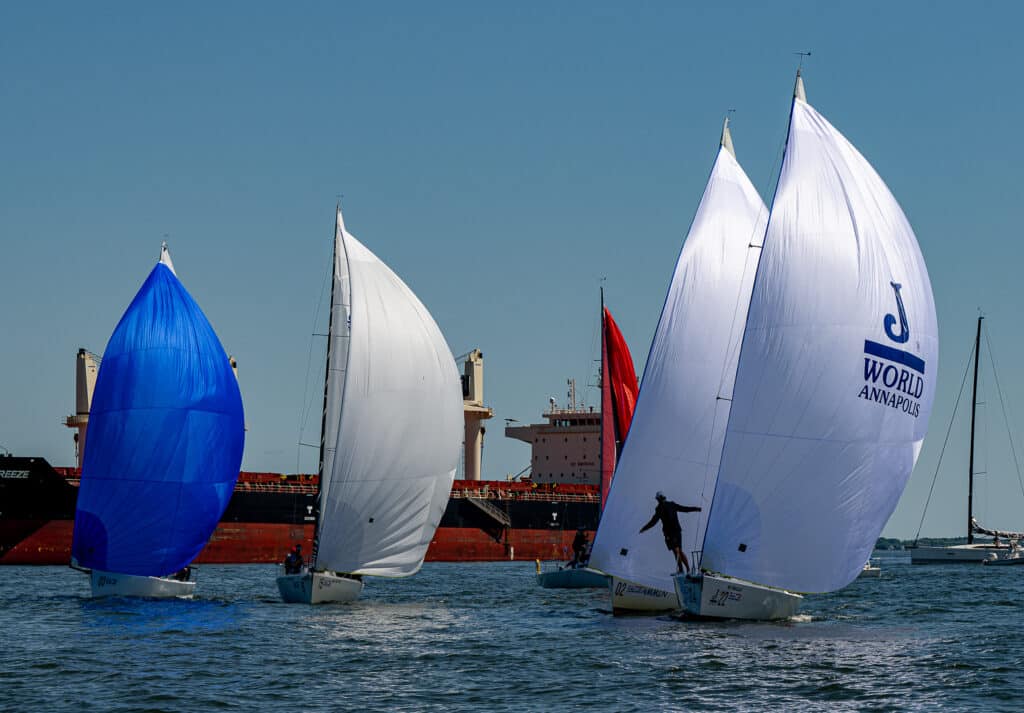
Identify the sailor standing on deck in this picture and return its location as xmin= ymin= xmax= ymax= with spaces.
xmin=639 ymin=492 xmax=701 ymax=574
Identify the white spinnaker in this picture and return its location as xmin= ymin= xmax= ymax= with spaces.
xmin=315 ymin=209 xmax=463 ymax=577
xmin=589 ymin=146 xmax=767 ymax=593
xmin=702 ymin=97 xmax=938 ymax=594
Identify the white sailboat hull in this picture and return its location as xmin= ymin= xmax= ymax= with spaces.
xmin=910 ymin=544 xmax=1003 ymax=564
xmin=89 ymin=570 xmax=195 ymax=599
xmin=609 ymin=576 xmax=678 ymax=614
xmin=277 ymin=571 xmax=364 ymax=604
xmin=535 ymin=565 xmax=607 ymax=589
xmin=675 ymin=572 xmax=802 ymax=621
xmin=857 ymin=565 xmax=881 ymax=578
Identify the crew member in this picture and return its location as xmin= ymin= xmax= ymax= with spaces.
xmin=568 ymin=527 xmax=589 ymax=568
xmin=639 ymin=492 xmax=702 ymax=574
xmin=284 ymin=543 xmax=304 ymax=574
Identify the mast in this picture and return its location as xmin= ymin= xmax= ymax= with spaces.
xmin=968 ymin=315 xmax=983 ymax=544
xmin=312 ymin=206 xmax=340 ymax=567
xmin=598 ymin=284 xmax=610 ymax=512
xmin=697 ymin=72 xmax=803 ymax=565
xmin=599 ymin=285 xmax=609 ymax=512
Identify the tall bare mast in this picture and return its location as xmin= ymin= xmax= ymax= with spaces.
xmin=967 ymin=316 xmax=983 ymax=544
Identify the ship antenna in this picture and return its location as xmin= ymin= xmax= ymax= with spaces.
xmin=793 ymin=50 xmax=812 ymax=70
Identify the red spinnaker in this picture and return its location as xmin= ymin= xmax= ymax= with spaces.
xmin=600 ymin=306 xmax=638 ymax=510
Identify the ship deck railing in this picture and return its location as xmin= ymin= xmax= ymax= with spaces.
xmin=58 ymin=472 xmax=596 ymax=502
xmin=450 ymin=487 xmax=599 ymax=504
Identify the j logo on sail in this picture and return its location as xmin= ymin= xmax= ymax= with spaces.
xmin=884 ymin=281 xmax=910 ymax=344
xmin=860 ymin=279 xmax=925 ymax=416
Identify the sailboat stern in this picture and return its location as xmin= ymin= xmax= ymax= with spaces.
xmin=277 ymin=571 xmax=363 ymax=604
xmin=674 ymin=572 xmax=802 ymax=621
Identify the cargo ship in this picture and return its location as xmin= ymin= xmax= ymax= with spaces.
xmin=1 ymin=349 xmax=602 ymax=564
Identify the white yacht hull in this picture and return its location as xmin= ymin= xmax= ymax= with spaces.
xmin=858 ymin=565 xmax=881 ymax=578
xmin=609 ymin=576 xmax=678 ymax=614
xmin=90 ymin=570 xmax=195 ymax=599
xmin=910 ymin=544 xmax=1003 ymax=564
xmin=277 ymin=571 xmax=364 ymax=604
xmin=675 ymin=572 xmax=802 ymax=621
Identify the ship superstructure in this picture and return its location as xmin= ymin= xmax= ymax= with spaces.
xmin=506 ymin=382 xmax=601 ymax=486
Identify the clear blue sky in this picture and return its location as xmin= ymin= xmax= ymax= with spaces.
xmin=2 ymin=2 xmax=1022 ymax=539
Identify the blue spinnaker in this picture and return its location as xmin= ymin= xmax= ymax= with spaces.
xmin=71 ymin=258 xmax=244 ymax=576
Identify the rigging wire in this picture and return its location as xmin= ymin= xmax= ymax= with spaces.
xmin=913 ymin=339 xmax=975 ymax=542
xmin=693 ymin=107 xmax=792 ymax=554
xmin=295 ymin=238 xmax=334 ymax=473
xmin=983 ymin=327 xmax=1024 ymax=501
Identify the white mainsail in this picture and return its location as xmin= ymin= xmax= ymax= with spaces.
xmin=589 ymin=122 xmax=767 ymax=593
xmin=314 ymin=207 xmax=463 ymax=577
xmin=701 ymin=77 xmax=938 ymax=594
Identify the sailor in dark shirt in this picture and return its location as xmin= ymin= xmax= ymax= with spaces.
xmin=639 ymin=492 xmax=702 ymax=574
xmin=568 ymin=527 xmax=589 ymax=568
xmin=284 ymin=544 xmax=304 ymax=575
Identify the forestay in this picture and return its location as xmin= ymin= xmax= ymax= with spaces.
xmin=314 ymin=209 xmax=463 ymax=577
xmin=589 ymin=144 xmax=767 ymax=593
xmin=72 ymin=247 xmax=245 ymax=577
xmin=701 ymin=96 xmax=938 ymax=594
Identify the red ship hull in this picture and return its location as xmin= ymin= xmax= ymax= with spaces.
xmin=1 ymin=456 xmax=599 ymax=565
xmin=0 ymin=521 xmax=589 ymax=565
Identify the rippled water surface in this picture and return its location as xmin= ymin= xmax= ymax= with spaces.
xmin=2 ymin=553 xmax=1023 ymax=711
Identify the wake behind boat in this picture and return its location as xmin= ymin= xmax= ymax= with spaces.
xmin=277 ymin=204 xmax=463 ymax=604
xmin=71 ymin=245 xmax=245 ymax=599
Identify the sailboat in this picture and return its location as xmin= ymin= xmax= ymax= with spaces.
xmin=911 ymin=317 xmax=1024 ymax=565
xmin=277 ymin=205 xmax=463 ymax=604
xmin=590 ymin=117 xmax=767 ymax=614
xmin=676 ymin=71 xmax=938 ymax=619
xmin=536 ymin=292 xmax=638 ymax=588
xmin=71 ymin=244 xmax=245 ymax=598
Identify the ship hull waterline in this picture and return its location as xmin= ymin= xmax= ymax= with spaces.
xmin=277 ymin=570 xmax=364 ymax=604
xmin=675 ymin=572 xmax=802 ymax=621
xmin=609 ymin=576 xmax=678 ymax=614
xmin=89 ymin=569 xmax=195 ymax=599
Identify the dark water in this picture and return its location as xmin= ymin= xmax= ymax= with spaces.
xmin=1 ymin=552 xmax=1022 ymax=712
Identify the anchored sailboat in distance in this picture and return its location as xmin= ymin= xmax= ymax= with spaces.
xmin=912 ymin=317 xmax=1024 ymax=565
xmin=71 ymin=244 xmax=245 ymax=598
xmin=277 ymin=205 xmax=463 ymax=604
xmin=589 ymin=116 xmax=767 ymax=614
xmin=678 ymin=70 xmax=937 ymax=619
